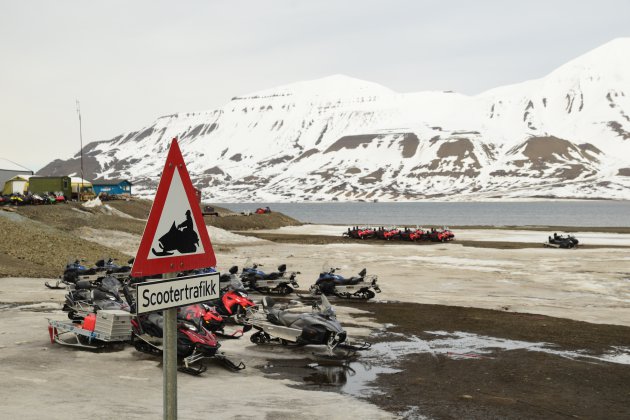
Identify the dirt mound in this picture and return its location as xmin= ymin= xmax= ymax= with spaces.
xmin=16 ymin=202 xmax=146 ymax=236
xmin=204 ymin=212 xmax=302 ymax=231
xmin=0 ymin=212 xmax=128 ymax=278
xmin=104 ymin=198 xmax=154 ymax=219
xmin=0 ymin=199 xmax=299 ymax=278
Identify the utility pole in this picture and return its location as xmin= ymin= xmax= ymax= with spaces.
xmin=76 ymin=100 xmax=84 ymax=201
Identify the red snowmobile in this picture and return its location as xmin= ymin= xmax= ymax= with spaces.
xmin=399 ymin=228 xmax=425 ymax=241
xmin=376 ymin=227 xmax=401 ymax=240
xmin=427 ymin=227 xmax=455 ymax=242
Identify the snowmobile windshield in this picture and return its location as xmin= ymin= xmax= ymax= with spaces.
xmin=244 ymin=258 xmax=255 ymax=269
xmin=321 ymin=306 xmax=336 ymax=318
xmin=101 ymin=276 xmax=120 ymax=294
xmin=229 ymin=274 xmax=245 ymax=291
xmin=321 ymin=261 xmax=333 ymax=273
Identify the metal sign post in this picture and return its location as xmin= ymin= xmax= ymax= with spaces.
xmin=131 ymin=139 xmax=218 ymax=420
xmin=163 ymin=271 xmax=178 ymax=420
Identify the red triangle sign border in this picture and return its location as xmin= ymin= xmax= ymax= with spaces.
xmin=131 ymin=138 xmax=216 ymax=277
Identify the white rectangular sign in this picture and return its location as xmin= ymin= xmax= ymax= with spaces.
xmin=136 ymin=272 xmax=219 ymax=314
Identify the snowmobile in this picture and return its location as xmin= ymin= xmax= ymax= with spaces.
xmin=130 ymin=311 xmax=245 ymax=375
xmin=310 ymin=263 xmax=381 ymax=300
xmin=206 ymin=272 xmax=256 ymax=325
xmin=46 ymin=258 xmax=110 ymax=289
xmin=178 ymin=303 xmax=247 ymax=339
xmin=30 ymin=193 xmax=46 ymax=205
xmin=247 ymin=295 xmax=370 ymax=357
xmin=122 ymin=286 xmax=245 ymax=374
xmin=241 ymin=260 xmax=300 ymax=295
xmin=63 ymin=276 xmax=130 ymax=321
xmin=63 ymin=259 xmax=106 ymax=282
xmin=95 ymin=257 xmax=132 ymax=280
xmin=53 ymin=191 xmax=66 ymax=203
xmin=375 ymin=227 xmax=401 ymax=240
xmin=399 ymin=227 xmax=425 ymax=241
xmin=426 ymin=227 xmax=454 ymax=242
xmin=343 ymin=226 xmax=376 ymax=239
xmin=544 ymin=233 xmax=579 ymax=249
xmin=218 ymin=266 xmax=241 ymax=290
xmin=9 ymin=192 xmax=25 ymax=205
xmin=255 ymin=206 xmax=272 ymax=214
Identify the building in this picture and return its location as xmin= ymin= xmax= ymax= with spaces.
xmin=28 ymin=176 xmax=72 ymax=198
xmin=70 ymin=177 xmax=95 ymax=200
xmin=92 ymin=179 xmax=132 ymax=197
xmin=0 ymin=158 xmax=33 ymax=187
xmin=2 ymin=174 xmax=32 ymax=195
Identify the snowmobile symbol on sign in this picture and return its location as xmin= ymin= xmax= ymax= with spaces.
xmin=131 ymin=138 xmax=216 ymax=277
xmin=152 ymin=210 xmax=200 ymax=257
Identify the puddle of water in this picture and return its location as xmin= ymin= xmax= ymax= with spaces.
xmin=262 ymin=331 xmax=630 ymax=406
xmin=422 ymin=331 xmax=630 ymax=365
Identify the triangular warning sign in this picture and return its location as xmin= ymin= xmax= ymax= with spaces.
xmin=131 ymin=138 xmax=216 ymax=277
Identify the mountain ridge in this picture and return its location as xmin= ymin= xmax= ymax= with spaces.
xmin=39 ymin=38 xmax=630 ymax=201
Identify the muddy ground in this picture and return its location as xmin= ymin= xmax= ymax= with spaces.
xmin=358 ymin=302 xmax=630 ymax=419
xmin=1 ymin=200 xmax=629 ymax=419
xmin=259 ymin=301 xmax=630 ymax=419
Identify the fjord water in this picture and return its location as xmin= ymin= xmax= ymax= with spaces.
xmin=222 ymin=201 xmax=630 ymax=227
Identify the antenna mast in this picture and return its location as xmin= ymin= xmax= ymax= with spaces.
xmin=76 ymin=100 xmax=84 ymax=201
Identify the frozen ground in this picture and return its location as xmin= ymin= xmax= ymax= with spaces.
xmin=74 ymin=224 xmax=630 ymax=326
xmin=216 ymin=239 xmax=630 ymax=327
xmin=0 ymin=279 xmax=391 ymax=419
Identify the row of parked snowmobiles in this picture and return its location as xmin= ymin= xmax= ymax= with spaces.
xmin=54 ymin=257 xmax=382 ymax=301
xmin=344 ymin=226 xmax=455 ymax=242
xmin=46 ymin=257 xmax=133 ymax=289
xmin=210 ymin=260 xmax=381 ymax=300
xmin=0 ymin=191 xmax=67 ymax=206
xmin=544 ymin=233 xmax=580 ymax=249
xmin=48 ymin=257 xmax=380 ymax=375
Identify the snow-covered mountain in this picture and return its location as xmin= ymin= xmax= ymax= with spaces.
xmin=39 ymin=38 xmax=630 ymax=201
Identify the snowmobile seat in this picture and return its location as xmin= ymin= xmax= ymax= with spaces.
xmin=265 ymin=272 xmax=280 ymax=280
xmin=276 ymin=311 xmax=302 ymax=327
xmin=75 ymin=280 xmax=92 ymax=290
xmin=339 ymin=276 xmax=362 ymax=285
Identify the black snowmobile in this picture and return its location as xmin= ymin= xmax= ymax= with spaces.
xmin=545 ymin=233 xmax=579 ymax=249
xmin=63 ymin=276 xmax=129 ymax=322
xmin=241 ymin=260 xmax=300 ymax=295
xmin=247 ymin=295 xmax=369 ymax=357
xmin=310 ymin=263 xmax=381 ymax=300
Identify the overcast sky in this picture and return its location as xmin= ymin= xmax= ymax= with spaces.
xmin=1 ymin=0 xmax=629 ymax=171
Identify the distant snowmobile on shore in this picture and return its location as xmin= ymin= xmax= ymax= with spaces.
xmin=426 ymin=227 xmax=455 ymax=242
xmin=544 ymin=233 xmax=579 ymax=249
xmin=343 ymin=226 xmax=376 ymax=239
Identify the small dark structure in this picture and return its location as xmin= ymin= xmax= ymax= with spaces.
xmin=93 ymin=179 xmax=132 ymax=197
xmin=28 ymin=176 xmax=72 ymax=198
